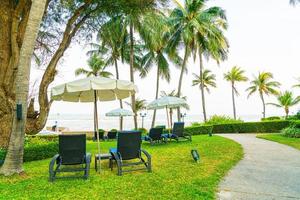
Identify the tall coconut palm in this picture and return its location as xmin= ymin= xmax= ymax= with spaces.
xmin=75 ymin=54 xmax=113 ymax=78
xmin=224 ymin=66 xmax=248 ymax=119
xmin=89 ymin=16 xmax=127 ymax=130
xmin=0 ymin=0 xmax=47 ymax=176
xmin=139 ymin=13 xmax=181 ymax=127
xmin=246 ymin=72 xmax=280 ymax=118
xmin=192 ymin=69 xmax=216 ymax=121
xmin=168 ymin=0 xmax=228 ymax=121
xmin=267 ymin=91 xmax=300 ymax=119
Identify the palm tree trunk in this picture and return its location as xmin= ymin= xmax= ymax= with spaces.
xmin=260 ymin=92 xmax=266 ymax=118
xmin=129 ymin=21 xmax=138 ymax=129
xmin=285 ymin=107 xmax=289 ymax=119
xmin=170 ymin=108 xmax=173 ymax=127
xmin=151 ymin=66 xmax=160 ymax=128
xmin=231 ymin=82 xmax=237 ymax=120
xmin=114 ymin=59 xmax=123 ymax=130
xmin=199 ymin=50 xmax=207 ymax=122
xmin=0 ymin=0 xmax=46 ymax=176
xmin=176 ymin=46 xmax=189 ymax=122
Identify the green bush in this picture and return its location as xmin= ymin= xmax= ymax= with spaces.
xmin=0 ymin=137 xmax=58 ymax=163
xmin=281 ymin=126 xmax=300 ymax=138
xmin=205 ymin=115 xmax=243 ymax=125
xmin=137 ymin=128 xmax=148 ymax=135
xmin=184 ymin=125 xmax=213 ymax=136
xmin=212 ymin=120 xmax=291 ymax=133
xmin=261 ymin=116 xmax=282 ymax=121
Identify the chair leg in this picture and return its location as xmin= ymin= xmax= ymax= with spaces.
xmin=95 ymin=156 xmax=97 ymax=172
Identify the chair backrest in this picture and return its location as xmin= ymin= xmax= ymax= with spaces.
xmin=107 ymin=131 xmax=117 ymax=139
xmin=117 ymin=131 xmax=142 ymax=160
xmin=149 ymin=127 xmax=163 ymax=140
xmin=59 ymin=134 xmax=86 ymax=165
xmin=156 ymin=125 xmax=166 ymax=129
xmin=172 ymin=122 xmax=185 ymax=137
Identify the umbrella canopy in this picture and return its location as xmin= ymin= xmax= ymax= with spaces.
xmin=147 ymin=96 xmax=187 ymax=131
xmin=51 ymin=76 xmax=137 ymax=173
xmin=106 ymin=108 xmax=133 ymax=117
xmin=51 ymin=76 xmax=138 ymax=102
xmin=147 ymin=96 xmax=187 ymax=110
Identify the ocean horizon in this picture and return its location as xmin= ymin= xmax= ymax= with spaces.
xmin=46 ymin=113 xmax=263 ymax=131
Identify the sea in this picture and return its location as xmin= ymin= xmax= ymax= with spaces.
xmin=46 ymin=113 xmax=261 ymax=131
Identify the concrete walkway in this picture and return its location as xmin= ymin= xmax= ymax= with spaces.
xmin=217 ymin=134 xmax=300 ymax=200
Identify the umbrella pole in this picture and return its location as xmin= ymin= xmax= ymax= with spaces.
xmin=166 ymin=106 xmax=170 ymax=134
xmin=94 ymin=90 xmax=101 ymax=173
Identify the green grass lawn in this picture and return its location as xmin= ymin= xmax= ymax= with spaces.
xmin=257 ymin=134 xmax=300 ymax=150
xmin=0 ymin=135 xmax=242 ymax=200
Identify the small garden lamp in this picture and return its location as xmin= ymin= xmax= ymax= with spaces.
xmin=140 ymin=112 xmax=147 ymax=129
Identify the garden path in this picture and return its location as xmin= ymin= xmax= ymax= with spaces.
xmin=217 ymin=134 xmax=300 ymax=200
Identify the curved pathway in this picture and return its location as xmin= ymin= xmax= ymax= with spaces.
xmin=217 ymin=134 xmax=300 ymax=200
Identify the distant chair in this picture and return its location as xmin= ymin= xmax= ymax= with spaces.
xmin=170 ymin=122 xmax=191 ymax=142
xmin=94 ymin=130 xmax=106 ymax=141
xmin=110 ymin=131 xmax=151 ymax=176
xmin=107 ymin=131 xmax=117 ymax=140
xmin=145 ymin=127 xmax=167 ymax=145
xmin=49 ymin=134 xmax=91 ymax=182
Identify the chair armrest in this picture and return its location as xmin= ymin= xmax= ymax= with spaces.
xmin=49 ymin=154 xmax=60 ymax=169
xmin=85 ymin=153 xmax=92 ymax=163
xmin=141 ymin=149 xmax=151 ymax=160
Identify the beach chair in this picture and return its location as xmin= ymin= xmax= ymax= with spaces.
xmin=93 ymin=130 xmax=106 ymax=141
xmin=49 ymin=134 xmax=91 ymax=182
xmin=110 ymin=131 xmax=151 ymax=176
xmin=170 ymin=122 xmax=192 ymax=142
xmin=144 ymin=127 xmax=167 ymax=145
xmin=107 ymin=130 xmax=117 ymax=140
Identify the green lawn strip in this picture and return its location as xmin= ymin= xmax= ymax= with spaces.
xmin=257 ymin=134 xmax=300 ymax=150
xmin=0 ymin=135 xmax=243 ymax=200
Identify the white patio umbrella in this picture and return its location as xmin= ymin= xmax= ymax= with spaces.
xmin=147 ymin=96 xmax=187 ymax=130
xmin=51 ymin=76 xmax=137 ymax=172
xmin=106 ymin=108 xmax=133 ymax=130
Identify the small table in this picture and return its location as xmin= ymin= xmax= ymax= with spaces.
xmin=95 ymin=153 xmax=112 ymax=171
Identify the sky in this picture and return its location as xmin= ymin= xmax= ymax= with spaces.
xmin=31 ymin=0 xmax=300 ymax=122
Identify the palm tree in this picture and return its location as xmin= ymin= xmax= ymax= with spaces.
xmin=89 ymin=16 xmax=127 ymax=131
xmin=267 ymin=91 xmax=300 ymax=119
xmin=75 ymin=54 xmax=113 ymax=78
xmin=125 ymin=98 xmax=147 ymax=129
xmin=0 ymin=0 xmax=47 ymax=176
xmin=160 ymin=90 xmax=189 ymax=126
xmin=192 ymin=69 xmax=216 ymax=121
xmin=168 ymin=0 xmax=228 ymax=121
xmin=246 ymin=72 xmax=281 ymax=118
xmin=139 ymin=13 xmax=181 ymax=127
xmin=224 ymin=66 xmax=248 ymax=119
xmin=290 ymin=0 xmax=300 ymax=5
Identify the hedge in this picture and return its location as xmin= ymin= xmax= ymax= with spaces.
xmin=184 ymin=125 xmax=213 ymax=135
xmin=0 ymin=137 xmax=58 ymax=163
xmin=212 ymin=120 xmax=291 ymax=133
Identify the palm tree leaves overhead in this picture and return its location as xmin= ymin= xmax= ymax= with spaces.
xmin=125 ymin=98 xmax=147 ymax=113
xmin=192 ymin=69 xmax=216 ymax=93
xmin=267 ymin=91 xmax=300 ymax=118
xmin=246 ymin=72 xmax=280 ymax=98
xmin=224 ymin=66 xmax=248 ymax=95
xmin=75 ymin=54 xmax=112 ymax=78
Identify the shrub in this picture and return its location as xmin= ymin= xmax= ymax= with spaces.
xmin=0 ymin=137 xmax=58 ymax=163
xmin=261 ymin=116 xmax=281 ymax=121
xmin=212 ymin=120 xmax=291 ymax=133
xmin=205 ymin=115 xmax=243 ymax=125
xmin=184 ymin=125 xmax=213 ymax=136
xmin=191 ymin=122 xmax=203 ymax=127
xmin=281 ymin=126 xmax=300 ymax=138
xmin=137 ymin=128 xmax=148 ymax=135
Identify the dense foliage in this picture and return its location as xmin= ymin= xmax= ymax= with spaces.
xmin=205 ymin=115 xmax=244 ymax=125
xmin=0 ymin=136 xmax=58 ymax=163
xmin=212 ymin=120 xmax=291 ymax=133
xmin=281 ymin=126 xmax=300 ymax=138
